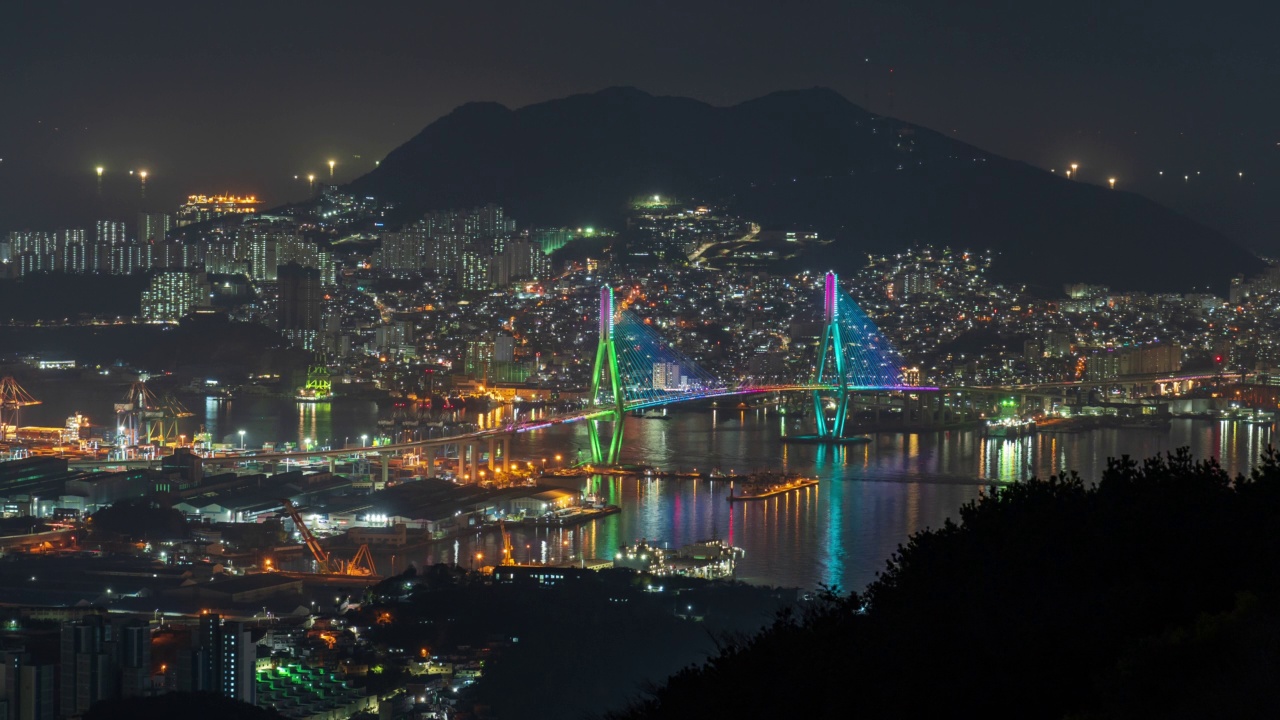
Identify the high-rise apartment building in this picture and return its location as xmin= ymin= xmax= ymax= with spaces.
xmin=153 ymin=240 xmax=206 ymax=271
xmin=203 ymin=239 xmax=248 ymax=276
xmin=59 ymin=616 xmax=151 ymax=717
xmin=494 ymin=334 xmax=515 ymax=363
xmin=458 ymin=249 xmax=491 ymax=291
xmin=137 ymin=212 xmax=172 ymax=243
xmin=278 ymin=262 xmax=323 ymax=350
xmin=18 ymin=663 xmax=54 ymax=720
xmin=653 ymin=362 xmax=682 ymax=390
xmin=377 ymin=229 xmax=429 ymax=273
xmin=247 ymin=230 xmax=279 ymax=281
xmin=195 ymin=615 xmax=255 ymax=705
xmin=8 ymin=231 xmax=55 ymax=257
xmin=428 ymin=235 xmax=464 ymax=276
xmin=464 ymin=339 xmax=495 ymax=378
xmin=388 ymin=205 xmax=517 ymax=279
xmin=94 ymin=220 xmax=127 ymax=246
xmin=59 ymin=229 xmax=88 ymax=274
xmin=239 ymin=228 xmax=334 ymax=284
xmin=491 ymin=241 xmax=549 ymax=287
xmin=374 ymin=321 xmax=415 ymax=355
xmin=109 ymin=243 xmax=150 ymax=276
xmin=141 ymin=271 xmax=211 ymax=322
xmin=0 ymin=647 xmax=55 ymax=720
xmin=1085 ymin=343 xmax=1183 ymax=381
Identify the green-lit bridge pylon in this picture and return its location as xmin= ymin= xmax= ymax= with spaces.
xmin=812 ymin=271 xmax=851 ymax=438
xmin=588 ymin=287 xmax=626 ymax=464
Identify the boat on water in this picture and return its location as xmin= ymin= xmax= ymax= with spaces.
xmin=985 ymin=417 xmax=1036 ymax=438
xmin=614 ymin=539 xmax=744 ymax=580
xmin=726 ymin=472 xmax=819 ymax=503
xmin=984 ymin=398 xmax=1036 ymax=438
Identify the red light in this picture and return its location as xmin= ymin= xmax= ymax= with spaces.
xmin=1215 ymin=355 xmax=1224 ymax=363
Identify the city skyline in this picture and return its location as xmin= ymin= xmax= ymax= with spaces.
xmin=0 ymin=5 xmax=1277 ymax=719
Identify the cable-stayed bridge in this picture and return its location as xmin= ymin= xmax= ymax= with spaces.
xmin=580 ymin=272 xmax=931 ymax=462
xmin=71 ymin=272 xmax=1233 ymax=474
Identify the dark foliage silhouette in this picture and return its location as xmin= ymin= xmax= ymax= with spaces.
xmin=609 ymin=448 xmax=1280 ymax=719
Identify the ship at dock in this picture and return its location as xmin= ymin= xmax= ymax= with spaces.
xmin=985 ymin=416 xmax=1037 ymax=438
xmin=614 ymin=539 xmax=743 ymax=580
xmin=984 ymin=398 xmax=1037 ymax=438
xmin=726 ymin=472 xmax=819 ymax=502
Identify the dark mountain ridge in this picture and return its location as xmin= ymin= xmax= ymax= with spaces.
xmin=348 ymin=87 xmax=1258 ymax=292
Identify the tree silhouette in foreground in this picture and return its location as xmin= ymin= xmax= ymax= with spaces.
xmin=609 ymin=449 xmax=1280 ymax=719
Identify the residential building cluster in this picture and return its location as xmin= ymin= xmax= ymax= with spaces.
xmin=4 ymin=192 xmax=1277 ymax=401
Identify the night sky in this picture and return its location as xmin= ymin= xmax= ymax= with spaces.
xmin=2 ymin=1 xmax=1275 ymax=250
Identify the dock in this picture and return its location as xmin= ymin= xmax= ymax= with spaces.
xmin=727 ymin=477 xmax=819 ymax=503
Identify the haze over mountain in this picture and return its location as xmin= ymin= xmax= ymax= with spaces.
xmin=348 ymin=87 xmax=1258 ymax=292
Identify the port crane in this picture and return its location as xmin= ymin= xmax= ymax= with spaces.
xmin=279 ymin=498 xmax=377 ymax=576
xmin=0 ymin=377 xmax=40 ymax=439
xmin=115 ymin=380 xmax=192 ymax=446
xmin=499 ymin=519 xmax=515 ymax=566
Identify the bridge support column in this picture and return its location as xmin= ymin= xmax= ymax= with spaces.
xmin=589 ymin=287 xmax=627 ymax=465
xmin=328 ymin=456 xmax=335 ymax=474
xmin=811 ymin=272 xmax=850 ymax=440
xmin=382 ymin=456 xmax=390 ymax=487
xmin=487 ymin=437 xmax=496 ymax=471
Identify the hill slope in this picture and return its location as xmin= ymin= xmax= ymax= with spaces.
xmin=348 ymin=87 xmax=1257 ymax=292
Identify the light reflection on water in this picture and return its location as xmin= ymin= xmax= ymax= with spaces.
xmin=19 ymin=380 xmax=1276 ymax=592
xmin=457 ymin=409 xmax=1274 ymax=593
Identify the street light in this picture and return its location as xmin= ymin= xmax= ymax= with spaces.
xmin=361 ymin=434 xmax=369 ymax=447
xmin=1108 ymin=177 xmax=1116 ymax=189
xmin=474 ymin=552 xmax=483 ymax=570
xmin=1070 ymin=162 xmax=1078 ymax=179
xmin=238 ymin=430 xmax=245 ymax=450
xmin=328 ymin=159 xmax=336 ymax=178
